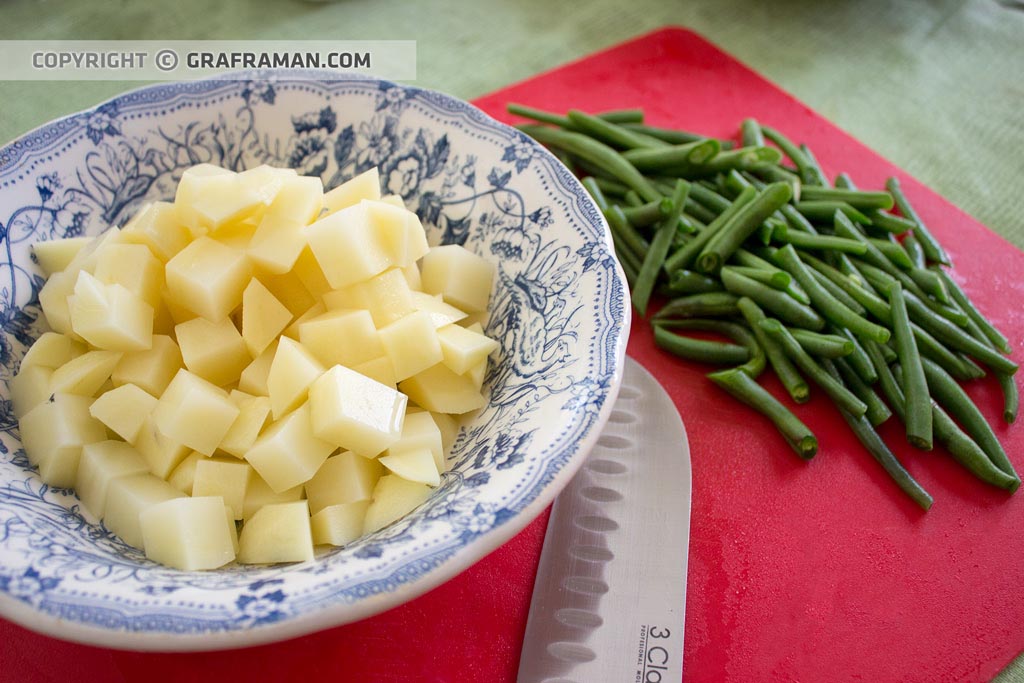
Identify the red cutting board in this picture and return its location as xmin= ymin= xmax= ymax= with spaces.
xmin=2 ymin=27 xmax=1023 ymax=683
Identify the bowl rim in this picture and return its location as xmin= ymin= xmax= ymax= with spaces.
xmin=0 ymin=70 xmax=631 ymax=651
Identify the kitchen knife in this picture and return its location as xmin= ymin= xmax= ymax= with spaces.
xmin=517 ymin=356 xmax=691 ymax=683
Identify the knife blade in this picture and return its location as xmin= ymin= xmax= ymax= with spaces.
xmin=517 ymin=356 xmax=691 ymax=683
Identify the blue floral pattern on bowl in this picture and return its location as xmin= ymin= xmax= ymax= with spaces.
xmin=0 ymin=73 xmax=629 ymax=649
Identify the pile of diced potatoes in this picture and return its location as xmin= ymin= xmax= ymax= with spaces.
xmin=12 ymin=163 xmax=498 ymax=570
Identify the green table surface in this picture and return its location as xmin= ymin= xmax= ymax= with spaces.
xmin=1 ymin=0 xmax=1022 ymax=678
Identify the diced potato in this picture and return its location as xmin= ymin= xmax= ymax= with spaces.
xmin=33 ymin=236 xmax=91 ymax=276
xmin=104 ymin=473 xmax=184 ymax=550
xmin=37 ymin=269 xmax=80 ymax=337
xmin=69 ymin=271 xmax=154 ymax=352
xmin=311 ymin=501 xmax=370 ymax=547
xmin=304 ymin=202 xmax=393 ymax=289
xmin=387 ymin=411 xmax=445 ymax=472
xmin=49 ymin=349 xmax=122 ymax=396
xmin=244 ymin=402 xmax=335 ymax=493
xmin=266 ymin=337 xmax=324 ymax=419
xmin=378 ymin=311 xmax=443 ymax=382
xmin=464 ymin=358 xmax=487 ymax=391
xmin=93 ymin=243 xmax=164 ymax=309
xmin=153 ymin=369 xmax=240 ymax=456
xmin=351 ymin=356 xmax=397 ymax=388
xmin=164 ymin=236 xmax=251 ymax=321
xmin=19 ymin=393 xmax=106 ymax=486
xmin=175 ymin=316 xmax=250 ymax=387
xmin=459 ymin=309 xmax=491 ymax=330
xmin=410 ymin=291 xmax=467 ymax=329
xmin=360 ymin=201 xmax=420 ymax=267
xmin=178 ymin=170 xmax=266 ymax=235
xmin=362 ymin=474 xmax=432 ymax=535
xmin=110 ymin=334 xmax=182 ymax=397
xmin=63 ymin=227 xmax=125 ymax=275
xmin=167 ymin=451 xmax=204 ymax=495
xmin=437 ymin=323 xmax=499 ymax=375
xmin=219 ymin=392 xmax=271 ymax=458
xmin=140 ymin=496 xmax=236 ymax=570
xmin=121 ymin=201 xmax=190 ymax=262
xmin=192 ymin=457 xmax=252 ymax=520
xmin=282 ymin=300 xmax=326 ymax=340
xmin=308 ymin=365 xmax=407 ymax=457
xmin=379 ymin=448 xmax=440 ymax=487
xmin=242 ymin=471 xmax=303 ymax=520
xmin=257 ymin=268 xmax=317 ymax=317
xmin=238 ymin=341 xmax=276 ymax=396
xmin=10 ymin=364 xmax=53 ymax=418
xmin=401 ymin=263 xmax=422 ymax=291
xmin=399 ymin=363 xmax=487 ymax=414
xmin=248 ymin=175 xmax=323 ymax=273
xmin=75 ymin=440 xmax=149 ymax=518
xmin=298 ymin=308 xmax=382 ymax=368
xmin=88 ymin=383 xmax=157 ymax=443
xmin=237 ymin=501 xmax=314 ymax=565
xmin=20 ymin=332 xmax=85 ymax=370
xmin=322 ymin=168 xmax=381 ymax=215
xmin=173 ymin=164 xmax=233 ymax=205
xmin=291 ymin=247 xmax=332 ymax=300
xmin=342 ymin=268 xmax=415 ymax=327
xmin=209 ymin=220 xmax=257 ymax=252
xmin=133 ymin=416 xmax=191 ymax=479
xmin=237 ymin=164 xmax=296 ymax=203
xmin=241 ymin=279 xmax=293 ymax=357
xmin=304 ymin=451 xmax=382 ymax=514
xmin=420 ymin=244 xmax=495 ymax=313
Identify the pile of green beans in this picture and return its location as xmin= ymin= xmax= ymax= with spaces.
xmin=512 ymin=104 xmax=1020 ymax=511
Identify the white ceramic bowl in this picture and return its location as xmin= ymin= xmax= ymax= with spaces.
xmin=0 ymin=73 xmax=629 ymax=650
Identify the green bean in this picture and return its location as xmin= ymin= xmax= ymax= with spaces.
xmin=610 ymin=231 xmax=642 ymax=282
xmin=799 ymin=187 xmax=894 ymax=211
xmin=868 ymin=210 xmax=917 ymax=235
xmin=567 ymin=109 xmax=667 ymax=150
xmin=771 ymin=225 xmax=867 ymax=255
xmin=907 ymin=267 xmax=950 ymax=303
xmin=581 ymin=176 xmax=609 ymax=210
xmin=867 ymin=238 xmax=914 ymax=270
xmin=886 ymin=176 xmax=951 ymax=266
xmin=936 ymin=269 xmax=1012 ymax=354
xmin=911 ymin=322 xmax=984 ymax=382
xmin=653 ymin=324 xmax=749 ymax=365
xmin=890 ymin=282 xmax=932 ymax=450
xmin=661 ymin=269 xmax=723 ymax=295
xmin=789 ymin=328 xmax=854 ymax=358
xmin=707 ymin=367 xmax=818 ymax=459
xmin=593 ymin=176 xmax=629 ymax=198
xmin=810 ymin=269 xmax=867 ymax=316
xmin=687 ymin=182 xmax=733 ymax=214
xmin=664 ymin=186 xmax=757 ymax=274
xmin=657 ymin=318 xmax=766 ymax=377
xmin=997 ymin=372 xmax=1019 ymax=424
xmin=741 ymin=118 xmax=765 ymax=147
xmin=723 ymin=265 xmax=791 ymax=290
xmin=832 ymin=357 xmax=891 ymax=426
xmin=760 ymin=126 xmax=826 ymax=186
xmin=518 ymin=124 xmax=662 ymax=203
xmin=682 ymin=200 xmax=717 ymax=225
xmin=903 ymin=235 xmax=925 ymax=269
xmin=798 ymin=143 xmax=830 ymax=187
xmin=865 ymin=340 xmax=904 ymax=418
xmin=830 ymin=325 xmax=877 ymax=384
xmin=620 ymin=122 xmax=720 ymax=146
xmin=508 ymin=103 xmax=644 ymax=128
xmin=920 ymin=356 xmax=1019 ymax=482
xmin=687 ymin=146 xmax=783 ymax=177
xmin=771 ymin=245 xmax=891 ymax=344
xmin=746 ymin=164 xmax=802 ymax=202
xmin=653 ymin=291 xmax=740 ymax=320
xmin=760 ymin=318 xmax=868 ymax=417
xmin=632 ymin=180 xmax=689 ymax=315
xmin=604 ymin=205 xmax=649 ymax=263
xmin=798 ymin=252 xmax=890 ymax=322
xmin=622 ymin=190 xmax=643 ymax=207
xmin=697 ymin=182 xmax=793 ymax=274
xmin=737 ymin=298 xmax=810 ymax=402
xmin=732 ymin=249 xmax=812 ymax=304
xmin=720 ymin=267 xmax=825 ymax=331
xmin=621 ymin=139 xmax=722 ymax=172
xmin=621 ymin=197 xmax=673 ymax=227
xmin=796 ymin=201 xmax=871 ymax=225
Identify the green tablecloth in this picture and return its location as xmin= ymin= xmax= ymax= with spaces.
xmin=1 ymin=0 xmax=1022 ymax=678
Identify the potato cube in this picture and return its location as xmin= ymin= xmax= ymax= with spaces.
xmin=304 ymin=451 xmax=383 ymax=514
xmin=257 ymin=268 xmax=317 ymax=317
xmin=111 ymin=334 xmax=182 ymax=397
xmin=165 ymin=237 xmax=251 ymax=321
xmin=209 ymin=220 xmax=257 ymax=252
xmin=401 ymin=262 xmax=422 ymax=290
xmin=237 ymin=501 xmax=314 ymax=565
xmin=178 ymin=171 xmax=266 ymax=235
xmin=282 ymin=301 xmax=326 ymax=340
xmin=410 ymin=291 xmax=467 ymax=329
xmin=464 ymin=358 xmax=486 ymax=391
xmin=19 ymin=393 xmax=106 ymax=486
xmin=237 ymin=164 xmax=296 ymax=203
xmin=104 ymin=473 xmax=184 ymax=550
xmin=133 ymin=417 xmax=191 ymax=479
xmin=193 ymin=457 xmax=252 ymax=520
xmin=311 ymin=501 xmax=370 ymax=547
xmin=362 ymin=474 xmax=432 ymax=535
xmin=304 ymin=202 xmax=393 ymax=289
xmin=322 ymin=168 xmax=380 ymax=215
xmin=167 ymin=451 xmax=204 ymax=495
xmin=362 ymin=201 xmax=429 ymax=267
xmin=75 ymin=440 xmax=149 ymax=518
xmin=238 ymin=341 xmax=276 ymax=396
xmin=153 ymin=369 xmax=240 ymax=456
xmin=298 ymin=308 xmax=382 ymax=368
xmin=140 ymin=496 xmax=236 ymax=570
xmin=242 ymin=472 xmax=303 ymax=520
xmin=432 ymin=412 xmax=460 ymax=454
xmin=387 ymin=411 xmax=445 ymax=472
xmin=93 ymin=243 xmax=164 ymax=309
xmin=291 ymin=247 xmax=332 ymax=300
xmin=309 ymin=365 xmax=406 ymax=457
xmin=267 ymin=337 xmax=324 ymax=419
xmin=69 ymin=271 xmax=154 ymax=351
xmin=121 ymin=201 xmax=190 ymax=262
xmin=175 ymin=316 xmax=250 ymax=387
xmin=20 ymin=332 xmax=85 ymax=370
xmin=379 ymin=448 xmax=440 ymax=487
xmin=244 ymin=402 xmax=335 ymax=493
xmin=399 ymin=363 xmax=487 ymax=414
xmin=351 ymin=356 xmax=397 ymax=388
xmin=344 ymin=268 xmax=415 ymax=327
xmin=63 ymin=227 xmax=125 ymax=275
xmin=50 ymin=349 xmax=122 ymax=397
xmin=248 ymin=175 xmax=323 ymax=273
xmin=437 ymin=323 xmax=499 ymax=375
xmin=10 ymin=364 xmax=53 ymax=418
xmin=219 ymin=392 xmax=271 ymax=458
xmin=33 ymin=236 xmax=91 ymax=276
xmin=89 ymin=383 xmax=157 ymax=443
xmin=173 ymin=163 xmax=234 ymax=228
xmin=37 ymin=269 xmax=77 ymax=337
xmin=241 ymin=278 xmax=293 ymax=357
xmin=420 ymin=245 xmax=495 ymax=313
xmin=378 ymin=311 xmax=443 ymax=382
